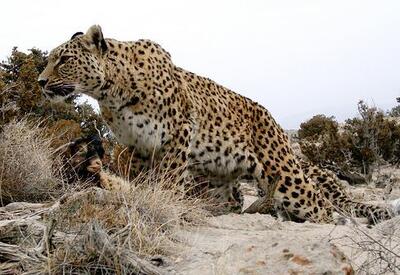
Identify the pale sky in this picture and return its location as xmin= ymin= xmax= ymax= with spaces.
xmin=1 ymin=0 xmax=399 ymax=129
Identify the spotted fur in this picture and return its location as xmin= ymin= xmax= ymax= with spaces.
xmin=39 ymin=25 xmax=393 ymax=223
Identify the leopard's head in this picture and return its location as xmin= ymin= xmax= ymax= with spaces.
xmin=38 ymin=25 xmax=108 ymax=102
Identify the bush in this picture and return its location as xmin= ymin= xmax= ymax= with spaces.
xmin=0 ymin=118 xmax=64 ymax=204
xmin=299 ymin=115 xmax=348 ymax=166
xmin=298 ymin=115 xmax=338 ymax=140
xmin=298 ymin=101 xmax=400 ymax=174
xmin=388 ymin=97 xmax=400 ymax=117
xmin=0 ymin=168 xmax=207 ymax=274
xmin=0 ymin=48 xmax=48 ymax=125
xmin=343 ymin=101 xmax=400 ymax=174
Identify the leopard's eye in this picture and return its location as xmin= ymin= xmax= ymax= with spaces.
xmin=59 ymin=55 xmax=72 ymax=64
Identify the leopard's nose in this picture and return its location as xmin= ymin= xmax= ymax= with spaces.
xmin=38 ymin=78 xmax=48 ymax=88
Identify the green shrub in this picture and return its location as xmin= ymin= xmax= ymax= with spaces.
xmin=299 ymin=115 xmax=348 ymax=166
xmin=299 ymin=101 xmax=400 ymax=174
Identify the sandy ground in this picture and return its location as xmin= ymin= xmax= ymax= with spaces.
xmin=164 ymin=166 xmax=400 ymax=275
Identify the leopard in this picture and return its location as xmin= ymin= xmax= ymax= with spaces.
xmin=38 ymin=25 xmax=393 ymax=224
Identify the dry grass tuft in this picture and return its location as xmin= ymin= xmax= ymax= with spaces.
xmin=41 ymin=167 xmax=206 ymax=273
xmin=0 ymin=166 xmax=207 ymax=274
xmin=0 ymin=118 xmax=65 ymax=205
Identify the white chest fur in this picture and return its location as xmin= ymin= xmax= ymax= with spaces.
xmin=100 ymin=105 xmax=165 ymax=157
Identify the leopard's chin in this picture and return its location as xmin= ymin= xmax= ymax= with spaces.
xmin=42 ymin=89 xmax=75 ymax=103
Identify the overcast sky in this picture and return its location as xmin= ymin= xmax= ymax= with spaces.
xmin=1 ymin=0 xmax=399 ymax=129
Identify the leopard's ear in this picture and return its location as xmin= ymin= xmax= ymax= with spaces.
xmin=71 ymin=32 xmax=84 ymax=40
xmin=84 ymin=25 xmax=108 ymax=54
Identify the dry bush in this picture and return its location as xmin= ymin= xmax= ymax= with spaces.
xmin=44 ymin=166 xmax=206 ymax=273
xmin=0 ymin=118 xmax=64 ymax=204
xmin=0 ymin=164 xmax=207 ymax=274
xmin=331 ymin=217 xmax=400 ymax=274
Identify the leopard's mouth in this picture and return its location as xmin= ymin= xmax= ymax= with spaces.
xmin=45 ymin=84 xmax=75 ymax=96
xmin=43 ymin=84 xmax=76 ymax=101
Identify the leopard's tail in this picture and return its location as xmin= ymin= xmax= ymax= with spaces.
xmin=302 ymin=161 xmax=394 ymax=224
